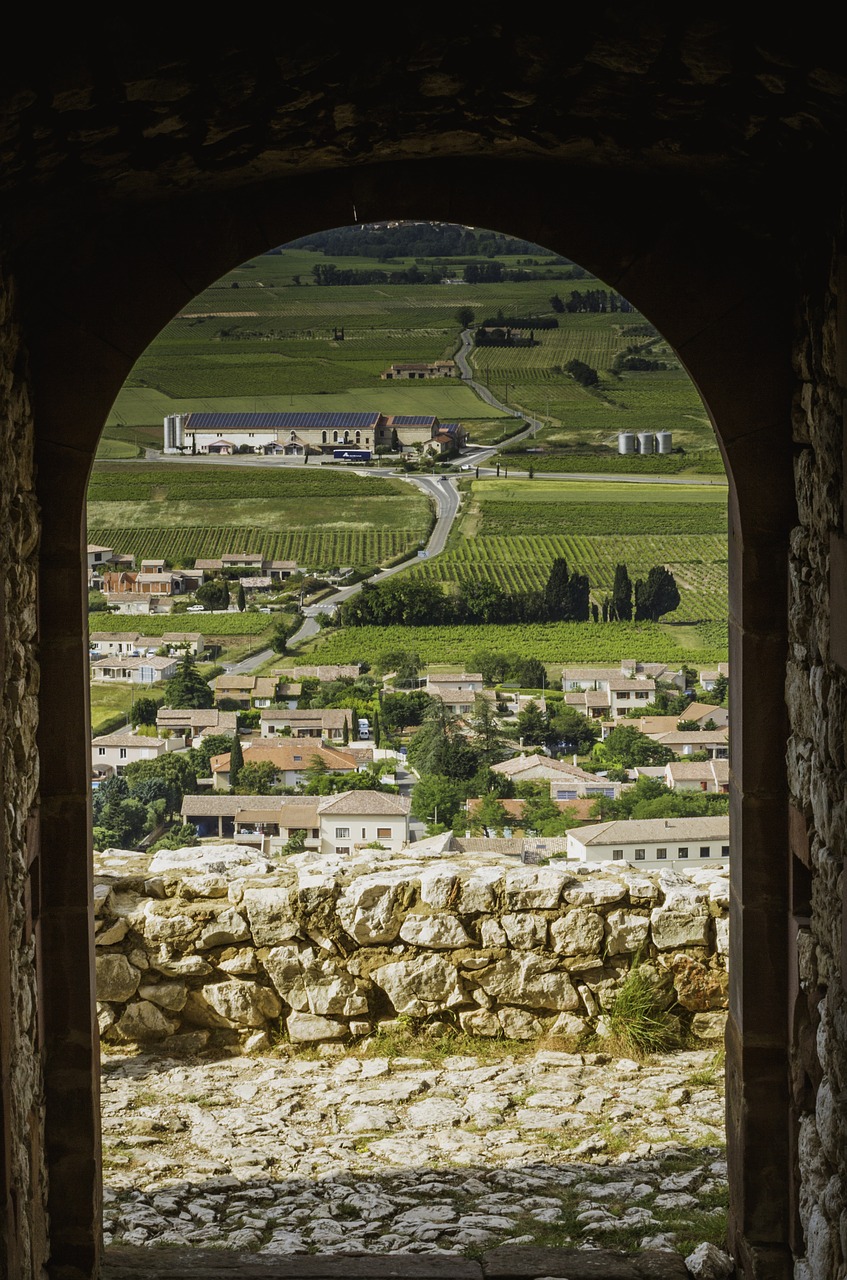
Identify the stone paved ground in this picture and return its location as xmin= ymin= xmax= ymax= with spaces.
xmin=101 ymin=1042 xmax=727 ymax=1261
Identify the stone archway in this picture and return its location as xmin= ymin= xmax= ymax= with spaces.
xmin=20 ymin=156 xmax=796 ymax=1277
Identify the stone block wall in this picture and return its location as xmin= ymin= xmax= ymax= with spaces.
xmin=0 ymin=265 xmax=47 ymax=1275
xmin=787 ymin=234 xmax=847 ymax=1279
xmin=93 ymin=845 xmax=729 ymax=1053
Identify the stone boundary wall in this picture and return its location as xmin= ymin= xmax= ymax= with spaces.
xmin=94 ymin=844 xmax=729 ymax=1053
xmin=0 ymin=265 xmax=46 ymax=1275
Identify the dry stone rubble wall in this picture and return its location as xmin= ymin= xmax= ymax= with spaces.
xmin=93 ymin=844 xmax=729 ymax=1052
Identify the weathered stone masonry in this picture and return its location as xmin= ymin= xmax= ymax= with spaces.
xmin=92 ymin=846 xmax=729 ymax=1052
xmin=0 ymin=264 xmax=47 ymax=1277
xmin=785 ymin=230 xmax=847 ymax=1280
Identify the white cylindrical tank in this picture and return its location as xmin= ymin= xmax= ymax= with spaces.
xmin=656 ymin=431 xmax=673 ymax=454
xmin=163 ymin=415 xmax=176 ymax=451
xmin=637 ymin=431 xmax=654 ymax=454
xmin=618 ymin=432 xmax=636 ymax=455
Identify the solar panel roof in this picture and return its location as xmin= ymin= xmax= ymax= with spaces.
xmin=184 ymin=411 xmax=382 ymax=429
xmin=389 ymin=415 xmax=437 ymax=425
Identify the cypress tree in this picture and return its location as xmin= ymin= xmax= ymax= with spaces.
xmin=372 ymin=708 xmax=381 ymax=748
xmin=544 ymin=557 xmax=570 ymax=620
xmin=229 ymin=734 xmax=244 ymax=788
xmin=612 ymin=563 xmax=633 ymax=621
xmin=237 ymin=582 xmax=246 ymax=612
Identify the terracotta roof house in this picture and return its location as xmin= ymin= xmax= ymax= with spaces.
xmin=209 ymin=741 xmax=358 ymax=790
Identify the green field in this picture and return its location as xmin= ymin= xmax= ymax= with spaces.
xmin=299 ymin=620 xmax=729 ymax=668
xmin=87 ymin=463 xmax=432 ymax=570
xmin=88 ymin=613 xmax=275 ymax=636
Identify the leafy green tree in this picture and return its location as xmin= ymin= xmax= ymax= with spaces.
xmin=271 ymin=618 xmax=292 ymax=655
xmin=520 ymin=792 xmax=577 ymax=836
xmin=410 ymin=774 xmax=469 ymax=831
xmin=233 ymin=760 xmax=278 ymax=793
xmin=515 ymin=700 xmax=549 ymax=746
xmin=376 ymin=648 xmax=423 ymax=685
xmin=472 ymin=792 xmax=510 ymax=835
xmin=634 ymin=566 xmax=680 ymax=621
xmin=380 ymin=690 xmax=432 ymax=735
xmin=165 ymin=653 xmax=214 ymax=710
xmin=565 ymin=358 xmax=599 ymax=387
xmin=548 ymin=706 xmax=601 ymax=755
xmin=457 ymin=307 xmax=475 ymax=328
xmin=471 ymin=649 xmax=512 ymax=685
xmin=130 ymin=695 xmax=162 ymax=727
xmin=149 ymin=823 xmax=198 ymax=853
xmin=469 ymin=693 xmax=502 ymax=762
xmin=601 ymin=724 xmax=676 ymax=767
xmin=195 ymin=578 xmax=230 ymax=611
xmin=194 ymin=733 xmax=236 ymax=775
xmin=510 ymin=656 xmax=548 ymax=689
xmin=237 ymin=583 xmax=246 ymax=612
xmin=611 ymin=563 xmax=633 ymax=621
xmin=706 ymin=673 xmax=729 ymax=705
xmin=122 ymin=752 xmax=197 ymax=815
xmin=408 ymin=701 xmax=481 ymax=780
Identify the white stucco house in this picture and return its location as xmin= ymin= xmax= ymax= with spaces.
xmin=566 ymin=815 xmax=730 ymax=866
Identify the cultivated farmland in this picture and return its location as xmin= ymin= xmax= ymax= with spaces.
xmin=87 ymin=464 xmax=432 ymax=570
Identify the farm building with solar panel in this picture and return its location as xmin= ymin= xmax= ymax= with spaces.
xmin=163 ymin=411 xmax=466 ymax=458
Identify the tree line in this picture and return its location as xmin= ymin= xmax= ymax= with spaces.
xmin=339 ymin=559 xmax=680 ymax=628
xmin=550 ymin=289 xmax=634 ymax=313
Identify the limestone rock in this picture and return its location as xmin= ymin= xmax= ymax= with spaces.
xmin=136 ymin=980 xmax=188 ymax=1012
xmin=96 ymin=954 xmax=141 ymax=1003
xmin=301 ymin=969 xmax=369 ymax=1017
xmin=139 ymin=902 xmax=199 ymax=944
xmin=458 ymin=867 xmax=504 ymax=912
xmin=371 ymin=955 xmax=464 ymax=1015
xmin=286 ymin=1012 xmax=347 ymax=1042
xmin=496 ymin=1006 xmax=549 ymax=1039
xmin=459 ymin=1007 xmax=502 ymax=1036
xmin=114 ymin=1000 xmax=180 ymax=1042
xmin=685 ymin=1242 xmax=734 ymax=1278
xmin=217 ymin=948 xmax=258 ymax=974
xmin=604 ymin=909 xmax=650 ymax=955
xmin=241 ymin=886 xmax=299 ymax=947
xmin=563 ymin=875 xmax=627 ymax=907
xmin=180 ymin=873 xmax=229 ymax=899
xmin=480 ymin=917 xmax=507 ymax=947
xmin=399 ymin=913 xmax=472 ymax=949
xmin=475 ymin=955 xmax=579 ymax=1010
xmin=197 ymin=908 xmax=251 ymax=949
xmin=418 ymin=865 xmax=461 ymax=909
xmin=549 ymin=1011 xmax=587 ymax=1038
xmin=503 ymin=865 xmax=570 ymax=910
xmin=149 ymin=951 xmax=213 ymax=978
xmin=149 ymin=844 xmax=270 ymax=876
xmin=95 ymin=919 xmax=128 ymax=947
xmin=501 ymin=912 xmax=548 ymax=950
xmin=549 ymin=908 xmax=604 ymax=956
xmin=336 ymin=871 xmax=410 ymax=944
xmin=651 ymin=905 xmax=711 ymax=949
xmin=407 ymin=1097 xmax=464 ymax=1127
xmin=197 ymin=979 xmax=282 ymax=1029
xmin=691 ymin=1011 xmax=728 ymax=1040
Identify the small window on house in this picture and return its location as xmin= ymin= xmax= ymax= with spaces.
xmin=721 ymin=845 xmax=730 ymax=857
xmin=335 ymin=827 xmax=350 ymax=839
xmin=362 ymin=828 xmax=366 ymax=839
xmin=656 ymin=847 xmax=667 ymax=859
xmin=377 ymin=827 xmax=391 ymax=839
xmin=293 ymin=755 xmax=302 ymax=762
xmin=678 ymin=846 xmax=689 ymax=859
xmin=634 ymin=848 xmax=645 ymax=861
xmin=119 ymin=748 xmax=127 ymax=759
xmin=700 ymin=846 xmax=711 ymax=858
xmin=612 ymin=849 xmax=624 ymax=860
xmin=312 ymin=829 xmax=319 ymax=838
xmin=98 ymin=747 xmax=106 ymax=756
xmin=337 ymin=847 xmax=350 ymax=856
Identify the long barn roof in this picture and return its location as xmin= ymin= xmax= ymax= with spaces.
xmin=184 ymin=411 xmax=382 ymax=430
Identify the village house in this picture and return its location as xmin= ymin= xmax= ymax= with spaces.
xmin=210 ymin=674 xmax=279 ymax=709
xmin=426 ymin=672 xmax=485 ymax=693
xmin=665 ymin=759 xmax=730 ymax=793
xmin=101 ymin=563 xmax=200 ymax=599
xmin=699 ymin=663 xmax=729 ymax=692
xmin=561 ymin=661 xmax=684 ymax=691
xmin=380 ymin=360 xmax=456 ymax=380
xmin=566 ymin=815 xmax=730 ymax=866
xmin=91 ymin=730 xmax=175 ymax=775
xmin=89 ymin=655 xmax=178 ymax=685
xmin=209 ymin=741 xmax=361 ymax=790
xmin=155 ymin=707 xmax=238 ymax=745
xmin=194 ymin=554 xmax=298 ymax=581
xmin=490 ymin=753 xmax=623 ymax=799
xmin=563 ymin=689 xmax=611 ymax=719
xmin=678 ymin=701 xmax=729 ymax=729
xmin=651 ymin=728 xmax=729 ymax=759
xmin=179 ymin=789 xmax=409 ymax=853
xmin=260 ymin=707 xmax=354 ymax=741
xmin=315 ymin=791 xmax=411 ymax=855
xmin=90 ymin=632 xmax=205 ymax=659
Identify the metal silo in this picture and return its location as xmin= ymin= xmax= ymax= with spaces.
xmin=656 ymin=431 xmax=673 ymax=454
xmin=637 ymin=431 xmax=654 ymax=454
xmin=618 ymin=432 xmax=637 ymax=455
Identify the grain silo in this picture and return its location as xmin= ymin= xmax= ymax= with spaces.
xmin=656 ymin=431 xmax=673 ymax=454
xmin=618 ymin=432 xmax=637 ymax=455
xmin=637 ymin=431 xmax=654 ymax=454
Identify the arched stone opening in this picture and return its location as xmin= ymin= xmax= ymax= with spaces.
xmin=19 ymin=156 xmax=795 ymax=1276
